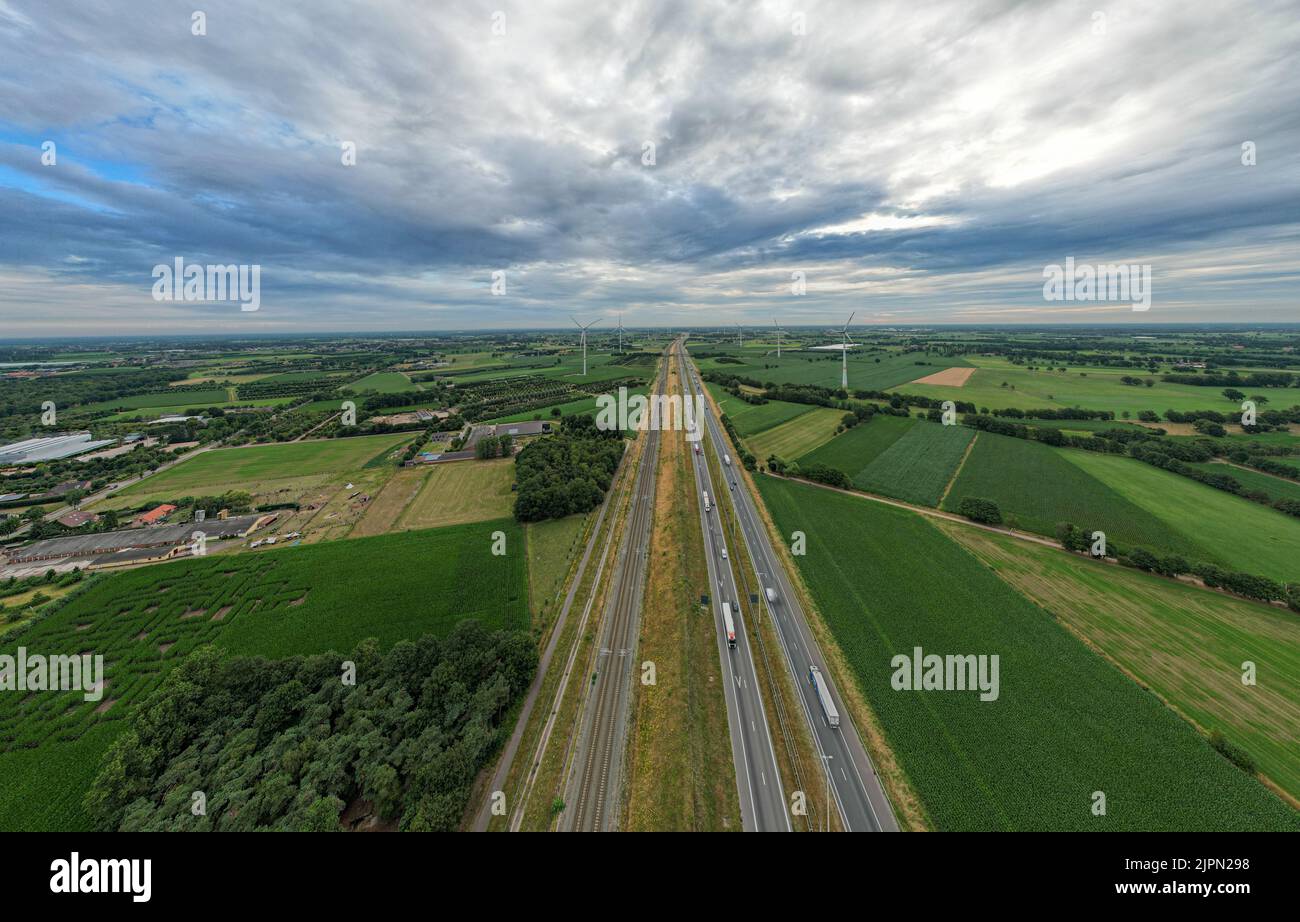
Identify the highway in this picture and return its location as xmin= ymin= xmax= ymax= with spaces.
xmin=677 ymin=340 xmax=898 ymax=833
xmin=680 ymin=344 xmax=791 ymax=833
xmin=559 ymin=354 xmax=666 ymax=831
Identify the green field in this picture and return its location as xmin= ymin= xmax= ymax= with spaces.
xmin=696 ymin=347 xmax=965 ymax=391
xmin=903 ymin=355 xmax=1300 ymax=416
xmin=348 ymin=371 xmax=412 ymax=393
xmin=0 ymin=520 xmax=528 ymax=831
xmin=397 ymin=458 xmax=516 ymax=529
xmin=853 ymin=421 xmax=974 ymax=506
xmin=796 ymin=413 xmax=915 ymax=474
xmin=756 ymin=476 xmax=1299 ymax=830
xmin=484 ymin=385 xmax=650 ymax=425
xmin=441 ymin=351 xmax=643 ymax=386
xmin=525 ymin=513 xmax=588 ymax=629
xmin=942 ymin=524 xmax=1300 ymax=803
xmin=80 ymin=388 xmax=231 ymax=413
xmin=746 ymin=408 xmax=844 ymax=463
xmin=110 ymin=432 xmax=415 ymax=497
xmin=106 ymin=396 xmax=294 ymax=421
xmin=1063 ymin=450 xmax=1300 ymax=583
xmin=940 ymin=433 xmax=1213 ymax=560
xmin=708 ymin=384 xmax=814 ymax=436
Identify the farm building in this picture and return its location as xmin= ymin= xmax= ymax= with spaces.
xmin=90 ymin=545 xmax=191 ymax=570
xmin=464 ymin=420 xmax=552 ymax=449
xmin=146 ymin=415 xmax=207 ymax=425
xmin=134 ymin=504 xmax=177 ymax=526
xmin=493 ymin=420 xmax=552 ymax=438
xmin=56 ymin=510 xmax=99 ymax=528
xmin=405 ymin=449 xmax=476 ymax=466
xmin=0 ymin=514 xmax=274 ymax=566
xmin=36 ymin=480 xmax=92 ymax=500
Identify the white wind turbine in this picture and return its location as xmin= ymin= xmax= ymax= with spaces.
xmin=735 ymin=323 xmax=744 ymax=348
xmin=571 ymin=315 xmax=601 ymax=376
xmin=838 ymin=311 xmax=856 ymax=390
xmin=773 ymin=317 xmax=784 ymax=358
xmin=617 ymin=313 xmax=625 ymax=354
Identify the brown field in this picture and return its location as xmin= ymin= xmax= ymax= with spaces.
xmin=350 ymin=468 xmax=428 ymax=538
xmin=910 ymin=366 xmax=976 ymax=387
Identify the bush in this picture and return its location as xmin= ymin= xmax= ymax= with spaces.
xmin=957 ymin=497 xmax=1003 ymax=525
xmin=798 ymin=462 xmax=852 ymax=490
xmin=1209 ymin=731 xmax=1257 ymax=774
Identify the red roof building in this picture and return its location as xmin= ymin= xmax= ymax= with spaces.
xmin=134 ymin=504 xmax=177 ymax=526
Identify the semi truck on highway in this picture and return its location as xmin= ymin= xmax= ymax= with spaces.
xmin=703 ymin=491 xmax=710 ymax=511
xmin=809 ymin=665 xmax=840 ymax=728
xmin=721 ymin=602 xmax=737 ymax=648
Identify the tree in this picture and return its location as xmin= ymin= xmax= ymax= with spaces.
xmin=957 ymin=497 xmax=1002 ymax=525
xmin=1222 ymin=388 xmax=1246 ymax=402
xmin=298 ymin=796 xmax=344 ymax=832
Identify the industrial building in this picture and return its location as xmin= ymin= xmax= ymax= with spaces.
xmin=0 ymin=513 xmax=275 ymax=566
xmin=0 ymin=433 xmax=117 ymax=464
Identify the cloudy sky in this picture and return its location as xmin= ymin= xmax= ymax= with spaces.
xmin=0 ymin=0 xmax=1297 ymax=335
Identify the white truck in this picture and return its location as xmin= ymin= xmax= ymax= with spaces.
xmin=703 ymin=491 xmax=710 ymax=511
xmin=809 ymin=665 xmax=840 ymax=728
xmin=721 ymin=603 xmax=737 ymax=648
xmin=765 ymin=587 xmax=777 ymax=603
xmin=723 ymin=453 xmax=732 ymax=466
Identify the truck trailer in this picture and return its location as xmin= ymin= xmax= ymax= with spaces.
xmin=809 ymin=665 xmax=840 ymax=728
xmin=721 ymin=602 xmax=737 ymax=648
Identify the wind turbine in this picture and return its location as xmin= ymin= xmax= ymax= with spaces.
xmin=735 ymin=323 xmax=744 ymax=348
xmin=773 ymin=317 xmax=784 ymax=358
xmin=617 ymin=313 xmax=625 ymax=354
xmin=838 ymin=312 xmax=856 ymax=390
xmin=571 ymin=315 xmax=600 ymax=376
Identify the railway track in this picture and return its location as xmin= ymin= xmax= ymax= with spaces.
xmin=561 ymin=356 xmax=666 ymax=832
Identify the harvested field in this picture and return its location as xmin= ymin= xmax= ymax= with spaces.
xmin=910 ymin=366 xmax=976 ymax=387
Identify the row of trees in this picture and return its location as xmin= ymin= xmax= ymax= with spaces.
xmin=475 ymin=434 xmax=513 ymax=459
xmin=1054 ymin=521 xmax=1300 ymax=612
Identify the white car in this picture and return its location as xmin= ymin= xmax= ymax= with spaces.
xmin=720 ymin=547 xmax=728 ymax=560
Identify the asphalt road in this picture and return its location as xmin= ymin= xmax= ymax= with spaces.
xmin=678 ymin=342 xmax=899 ymax=833
xmin=679 ymin=344 xmax=790 ymax=833
xmin=559 ymin=355 xmax=666 ymax=831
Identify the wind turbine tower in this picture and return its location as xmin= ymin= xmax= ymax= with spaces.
xmin=736 ymin=323 xmax=744 ymax=348
xmin=617 ymin=313 xmax=625 ymax=354
xmin=773 ymin=317 xmax=784 ymax=358
xmin=839 ymin=311 xmax=856 ymax=390
xmin=571 ymin=315 xmax=600 ymax=376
